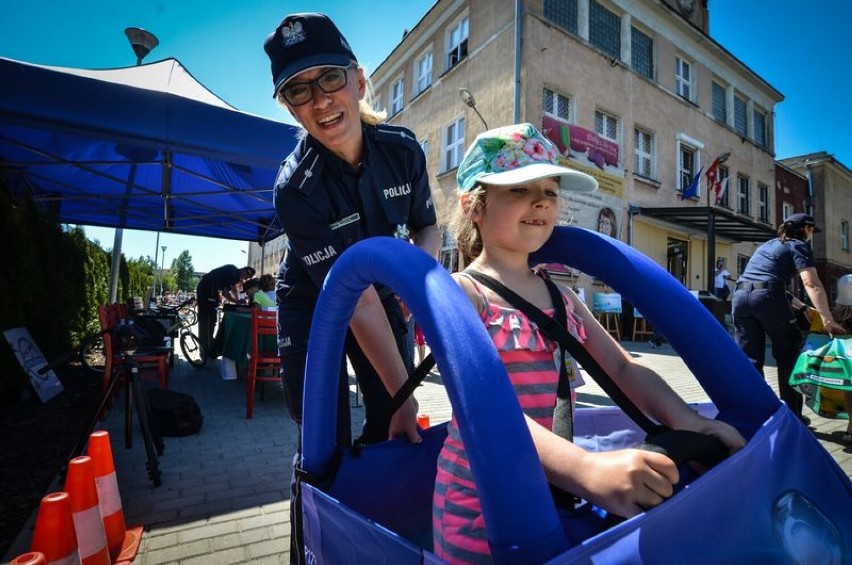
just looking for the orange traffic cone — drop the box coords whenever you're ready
[87,431,143,563]
[9,552,47,565]
[65,456,111,565]
[30,492,81,564]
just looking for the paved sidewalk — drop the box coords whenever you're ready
[7,341,851,564]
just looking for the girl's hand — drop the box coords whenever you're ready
[389,396,421,444]
[674,412,746,454]
[575,449,679,518]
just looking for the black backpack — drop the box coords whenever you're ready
[145,389,203,437]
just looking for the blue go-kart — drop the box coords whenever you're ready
[299,227,852,564]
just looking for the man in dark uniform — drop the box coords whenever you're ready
[732,213,843,423]
[195,264,255,358]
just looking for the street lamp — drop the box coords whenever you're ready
[458,88,489,129]
[160,245,167,298]
[108,27,159,304]
[125,27,160,66]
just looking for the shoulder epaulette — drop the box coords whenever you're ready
[373,124,421,151]
[275,138,323,194]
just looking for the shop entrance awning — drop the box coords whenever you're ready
[640,206,776,242]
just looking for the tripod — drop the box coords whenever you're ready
[39,324,166,487]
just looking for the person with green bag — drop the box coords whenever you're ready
[793,273,852,443]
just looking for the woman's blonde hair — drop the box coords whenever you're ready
[275,62,387,126]
[450,185,487,265]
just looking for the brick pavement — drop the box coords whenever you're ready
[6,341,850,564]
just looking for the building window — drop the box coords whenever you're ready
[543,87,572,123]
[595,109,620,144]
[631,27,653,79]
[734,94,748,137]
[373,95,383,114]
[544,0,578,34]
[419,139,429,162]
[782,201,794,220]
[676,57,693,101]
[589,0,620,60]
[634,127,655,178]
[737,174,750,215]
[442,117,465,172]
[717,165,730,208]
[843,221,850,252]
[753,107,767,148]
[390,78,404,115]
[737,254,750,277]
[758,183,769,222]
[439,229,459,272]
[678,143,697,194]
[415,51,433,94]
[447,16,469,70]
[712,81,727,123]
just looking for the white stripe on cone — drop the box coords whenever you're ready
[71,506,107,560]
[93,471,121,517]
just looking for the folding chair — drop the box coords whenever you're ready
[246,309,281,419]
[98,303,169,391]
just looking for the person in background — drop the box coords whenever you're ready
[714,258,731,301]
[800,274,852,444]
[732,213,844,426]
[243,278,276,309]
[434,123,744,562]
[263,12,441,563]
[260,274,277,303]
[195,264,255,358]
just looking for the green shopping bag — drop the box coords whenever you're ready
[791,333,852,419]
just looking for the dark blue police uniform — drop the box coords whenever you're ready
[273,122,436,445]
[732,237,813,417]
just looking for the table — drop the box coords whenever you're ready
[220,311,277,364]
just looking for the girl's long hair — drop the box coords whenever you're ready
[450,185,487,266]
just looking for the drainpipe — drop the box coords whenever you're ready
[627,205,640,247]
[514,0,521,123]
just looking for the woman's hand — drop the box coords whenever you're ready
[574,449,679,518]
[824,320,846,337]
[388,396,421,444]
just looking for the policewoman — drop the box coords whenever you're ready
[732,213,843,424]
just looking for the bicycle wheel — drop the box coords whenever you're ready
[180,331,206,368]
[81,336,106,373]
[177,305,197,327]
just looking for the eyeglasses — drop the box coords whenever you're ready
[280,67,350,107]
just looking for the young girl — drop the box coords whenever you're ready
[432,124,745,563]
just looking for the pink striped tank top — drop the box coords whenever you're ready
[432,274,586,564]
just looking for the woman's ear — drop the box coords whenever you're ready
[356,66,367,100]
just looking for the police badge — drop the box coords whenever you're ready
[394,223,410,240]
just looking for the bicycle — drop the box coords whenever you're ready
[141,297,206,369]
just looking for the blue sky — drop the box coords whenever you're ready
[2,1,849,271]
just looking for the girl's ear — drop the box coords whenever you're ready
[460,192,483,220]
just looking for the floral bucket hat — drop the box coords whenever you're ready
[456,123,598,193]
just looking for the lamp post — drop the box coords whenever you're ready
[458,88,489,129]
[108,27,159,303]
[160,245,167,299]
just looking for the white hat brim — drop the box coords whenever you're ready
[477,163,598,193]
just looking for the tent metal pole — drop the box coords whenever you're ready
[109,163,138,304]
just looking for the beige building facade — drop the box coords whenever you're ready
[778,152,852,301]
[371,0,783,300]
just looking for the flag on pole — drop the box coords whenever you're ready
[681,166,703,200]
[706,152,731,205]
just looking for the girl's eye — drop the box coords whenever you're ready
[546,190,559,198]
[509,187,528,194]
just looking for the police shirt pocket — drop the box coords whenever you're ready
[329,213,362,247]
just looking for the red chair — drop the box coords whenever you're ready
[246,309,281,419]
[98,303,169,391]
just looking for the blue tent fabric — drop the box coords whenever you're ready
[0,57,298,242]
[300,228,851,564]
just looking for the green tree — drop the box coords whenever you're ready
[172,250,195,292]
